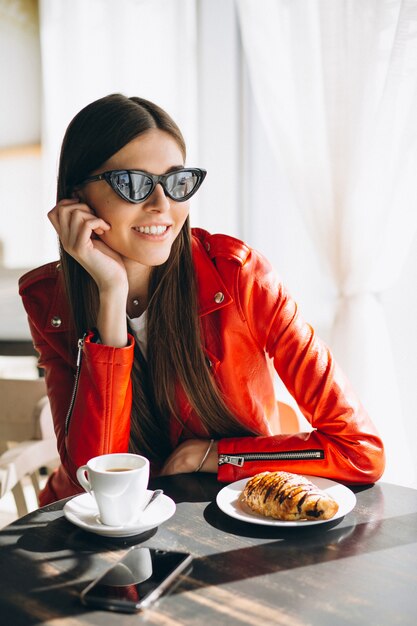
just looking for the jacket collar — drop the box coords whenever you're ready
[25,236,234,331]
[191,234,233,317]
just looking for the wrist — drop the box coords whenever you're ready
[96,288,129,347]
[194,440,218,473]
[99,283,128,301]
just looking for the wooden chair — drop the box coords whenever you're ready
[0,378,59,517]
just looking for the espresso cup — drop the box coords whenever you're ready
[76,453,150,526]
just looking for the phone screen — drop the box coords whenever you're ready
[80,547,192,613]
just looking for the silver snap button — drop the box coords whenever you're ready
[214,292,224,304]
[205,242,211,252]
[55,262,61,270]
[51,316,62,328]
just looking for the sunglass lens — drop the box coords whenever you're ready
[166,170,200,200]
[111,171,153,201]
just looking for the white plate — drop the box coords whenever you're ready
[63,490,176,537]
[216,475,356,527]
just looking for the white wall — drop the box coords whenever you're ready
[0,3,41,148]
[0,150,44,267]
[0,1,43,268]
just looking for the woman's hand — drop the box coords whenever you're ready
[48,198,128,293]
[49,198,130,347]
[159,439,218,476]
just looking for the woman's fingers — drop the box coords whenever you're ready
[48,199,110,253]
[47,198,80,230]
[66,211,110,252]
[47,198,128,293]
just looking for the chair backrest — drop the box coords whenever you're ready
[0,378,58,520]
[0,378,48,442]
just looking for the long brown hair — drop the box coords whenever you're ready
[57,93,257,465]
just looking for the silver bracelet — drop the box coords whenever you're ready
[194,439,215,473]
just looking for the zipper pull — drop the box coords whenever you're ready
[76,335,85,367]
[218,454,245,467]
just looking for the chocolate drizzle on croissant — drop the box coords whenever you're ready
[240,471,339,521]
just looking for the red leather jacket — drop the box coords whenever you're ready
[19,229,384,505]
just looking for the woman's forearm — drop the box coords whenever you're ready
[97,287,129,347]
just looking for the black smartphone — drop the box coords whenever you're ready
[80,546,192,613]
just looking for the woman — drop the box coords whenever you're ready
[19,94,384,505]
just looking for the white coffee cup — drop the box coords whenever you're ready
[76,453,150,526]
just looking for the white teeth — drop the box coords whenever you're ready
[135,225,167,235]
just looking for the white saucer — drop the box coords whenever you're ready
[63,490,176,537]
[216,475,356,527]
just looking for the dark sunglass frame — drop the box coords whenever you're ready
[79,168,207,204]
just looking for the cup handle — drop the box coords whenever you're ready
[76,465,92,494]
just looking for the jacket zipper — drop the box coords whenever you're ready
[65,335,85,435]
[218,449,324,467]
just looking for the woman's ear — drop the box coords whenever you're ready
[71,188,83,202]
[71,187,97,215]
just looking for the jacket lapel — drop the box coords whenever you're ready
[191,234,233,317]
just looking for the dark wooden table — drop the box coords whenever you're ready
[0,474,416,625]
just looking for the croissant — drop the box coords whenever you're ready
[240,471,339,521]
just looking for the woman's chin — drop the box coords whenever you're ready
[126,250,171,268]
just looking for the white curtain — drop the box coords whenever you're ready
[237,0,417,486]
[38,0,198,261]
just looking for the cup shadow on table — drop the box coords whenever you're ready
[0,515,160,625]
[0,515,157,599]
[15,515,158,554]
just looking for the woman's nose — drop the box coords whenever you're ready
[144,183,170,212]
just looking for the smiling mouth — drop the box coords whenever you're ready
[133,225,169,235]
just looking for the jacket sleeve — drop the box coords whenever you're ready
[217,250,385,485]
[26,316,134,492]
[65,333,135,475]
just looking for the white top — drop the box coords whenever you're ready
[127,310,147,358]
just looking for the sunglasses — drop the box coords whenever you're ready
[79,167,207,204]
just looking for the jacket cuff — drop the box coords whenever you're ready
[83,331,135,365]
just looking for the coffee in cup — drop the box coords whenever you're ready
[76,453,150,526]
